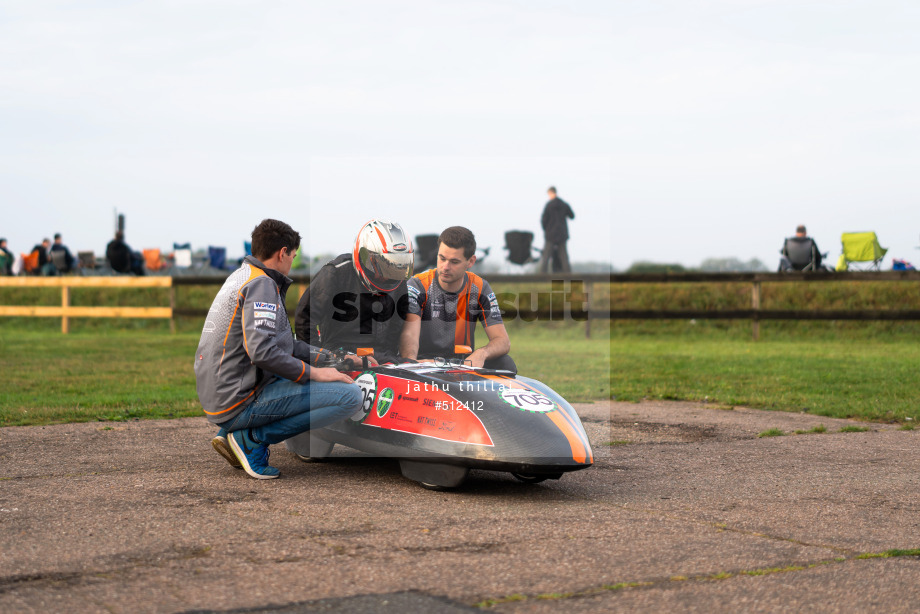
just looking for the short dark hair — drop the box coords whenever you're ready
[54,233,62,240]
[796,225,807,235]
[548,186,557,194]
[438,226,476,260]
[251,219,301,261]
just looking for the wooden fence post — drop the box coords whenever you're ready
[169,282,176,334]
[751,280,761,341]
[585,281,592,339]
[62,285,70,334]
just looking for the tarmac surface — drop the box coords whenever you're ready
[1,400,919,613]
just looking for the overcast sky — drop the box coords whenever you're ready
[2,1,918,270]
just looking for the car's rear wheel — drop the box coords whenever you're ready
[511,472,559,483]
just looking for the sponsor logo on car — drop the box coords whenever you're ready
[376,388,395,417]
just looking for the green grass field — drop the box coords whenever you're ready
[1,319,917,427]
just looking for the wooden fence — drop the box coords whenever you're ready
[2,271,919,338]
[0,277,174,333]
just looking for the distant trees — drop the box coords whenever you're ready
[626,261,686,274]
[624,258,768,273]
[698,257,767,272]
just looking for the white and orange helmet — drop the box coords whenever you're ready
[352,220,414,293]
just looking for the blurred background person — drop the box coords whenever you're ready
[539,186,574,273]
[0,238,13,275]
[106,231,146,275]
[50,232,76,274]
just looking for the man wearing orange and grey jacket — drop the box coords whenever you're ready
[194,219,362,479]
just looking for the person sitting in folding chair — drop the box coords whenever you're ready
[50,233,77,274]
[106,231,146,275]
[779,225,827,272]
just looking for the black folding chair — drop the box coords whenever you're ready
[504,231,540,267]
[414,234,439,273]
[779,238,823,272]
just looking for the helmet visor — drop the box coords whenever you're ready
[359,248,414,291]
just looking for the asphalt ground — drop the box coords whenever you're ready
[1,401,919,613]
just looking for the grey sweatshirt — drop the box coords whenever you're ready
[194,256,321,423]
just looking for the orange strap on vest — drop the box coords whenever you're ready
[415,270,484,349]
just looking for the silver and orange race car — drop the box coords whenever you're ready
[285,348,593,489]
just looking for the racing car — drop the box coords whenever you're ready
[285,347,594,489]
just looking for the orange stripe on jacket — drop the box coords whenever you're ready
[210,264,269,416]
[454,287,470,346]
[204,390,255,416]
[239,266,267,357]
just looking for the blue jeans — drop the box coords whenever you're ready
[220,379,363,446]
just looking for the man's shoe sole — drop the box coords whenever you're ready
[227,433,279,480]
[212,436,242,469]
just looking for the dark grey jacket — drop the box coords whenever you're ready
[195,256,321,424]
[295,253,409,363]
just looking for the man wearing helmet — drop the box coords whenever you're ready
[399,226,515,373]
[295,220,413,365]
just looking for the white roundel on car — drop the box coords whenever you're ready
[498,389,556,412]
[352,372,377,421]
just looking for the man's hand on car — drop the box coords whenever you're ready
[310,367,355,384]
[467,349,488,368]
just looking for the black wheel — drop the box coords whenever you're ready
[293,454,326,463]
[511,473,549,484]
[399,460,468,489]
[418,482,452,491]
[284,435,334,461]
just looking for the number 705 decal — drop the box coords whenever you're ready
[499,389,557,412]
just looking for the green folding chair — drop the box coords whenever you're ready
[836,232,887,271]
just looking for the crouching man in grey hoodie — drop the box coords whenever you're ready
[195,219,362,479]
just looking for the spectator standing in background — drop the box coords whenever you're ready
[539,186,575,273]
